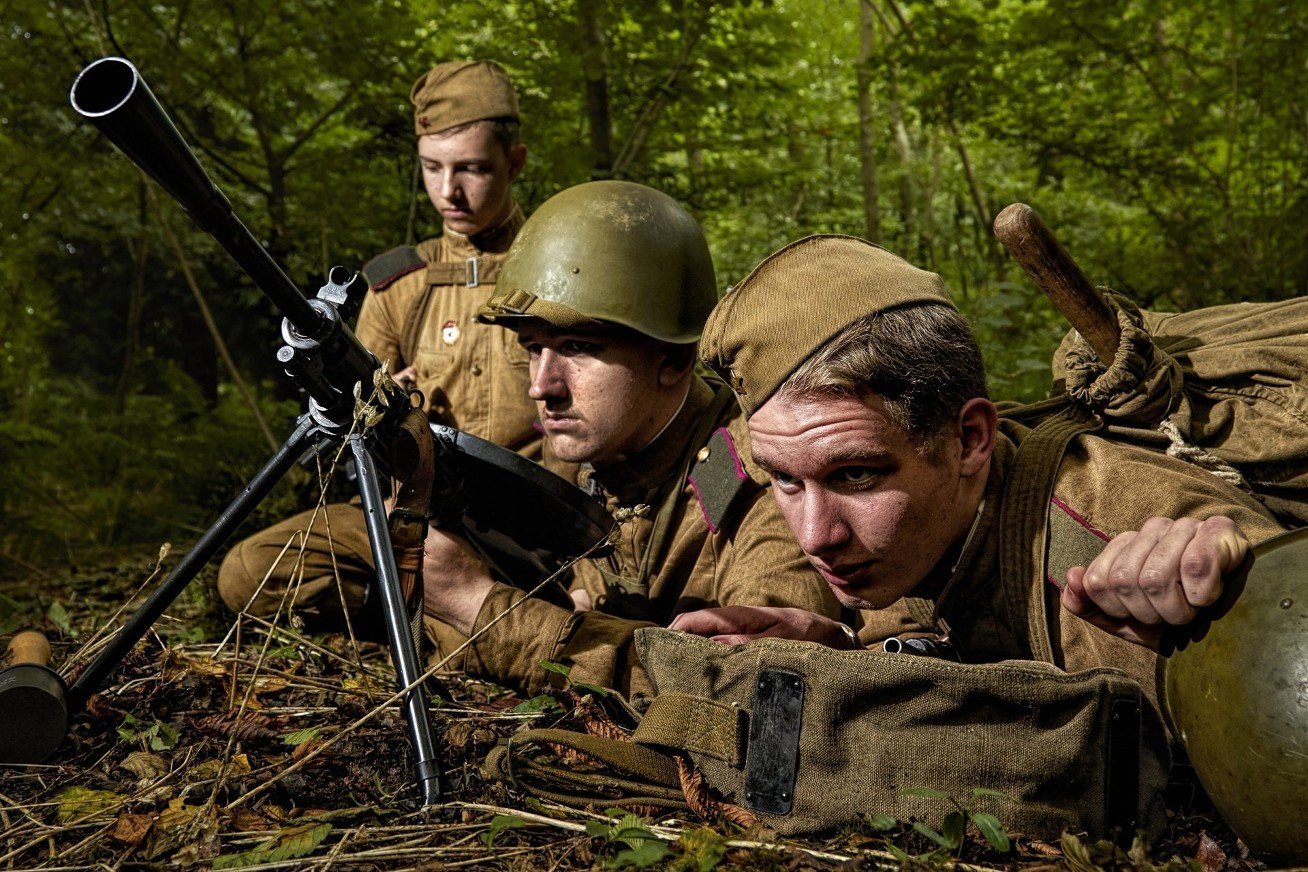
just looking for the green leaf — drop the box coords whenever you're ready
[511,694,562,714]
[117,713,143,743]
[970,786,1013,800]
[911,820,950,848]
[149,722,179,751]
[214,822,332,868]
[281,726,324,746]
[900,787,949,799]
[677,827,727,872]
[608,840,671,869]
[586,820,612,838]
[971,812,1011,852]
[45,600,71,635]
[480,814,527,848]
[538,660,572,676]
[572,681,613,697]
[939,810,965,850]
[866,813,899,831]
[56,787,123,823]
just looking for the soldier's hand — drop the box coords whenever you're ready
[1061,515,1249,650]
[668,606,860,649]
[421,527,496,636]
[393,364,418,392]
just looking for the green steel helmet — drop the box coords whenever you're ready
[1161,526,1308,864]
[478,180,717,343]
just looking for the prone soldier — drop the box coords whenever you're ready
[217,61,542,646]
[674,234,1286,707]
[417,181,844,696]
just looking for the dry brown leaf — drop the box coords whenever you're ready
[111,811,155,846]
[193,712,278,743]
[120,751,168,781]
[221,806,271,833]
[186,659,229,677]
[252,676,288,694]
[1197,832,1228,872]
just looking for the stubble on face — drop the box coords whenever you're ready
[515,322,671,466]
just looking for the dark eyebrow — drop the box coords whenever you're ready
[752,447,893,475]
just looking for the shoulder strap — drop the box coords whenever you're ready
[687,427,750,533]
[998,401,1102,663]
[636,384,740,587]
[362,245,425,291]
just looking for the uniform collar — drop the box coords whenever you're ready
[930,433,1012,614]
[443,202,524,258]
[585,376,716,506]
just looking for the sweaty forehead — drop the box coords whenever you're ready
[511,319,637,344]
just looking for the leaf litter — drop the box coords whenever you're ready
[0,549,1270,870]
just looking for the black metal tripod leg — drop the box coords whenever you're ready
[67,415,319,712]
[349,435,443,806]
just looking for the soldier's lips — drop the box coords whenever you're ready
[813,559,876,588]
[542,415,581,431]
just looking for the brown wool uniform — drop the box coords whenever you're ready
[883,427,1285,713]
[216,215,544,638]
[698,233,1290,720]
[354,209,541,454]
[460,375,843,697]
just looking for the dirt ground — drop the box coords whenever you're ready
[0,546,1267,871]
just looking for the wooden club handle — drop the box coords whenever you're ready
[993,203,1120,363]
[3,631,52,669]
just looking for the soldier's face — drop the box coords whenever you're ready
[748,390,993,609]
[418,123,526,236]
[514,322,684,465]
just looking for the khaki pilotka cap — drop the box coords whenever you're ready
[699,234,955,416]
[410,60,519,136]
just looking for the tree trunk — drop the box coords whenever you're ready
[947,118,1006,279]
[856,0,881,243]
[578,0,614,179]
[158,210,279,451]
[114,178,150,415]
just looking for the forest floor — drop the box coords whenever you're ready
[0,545,1268,871]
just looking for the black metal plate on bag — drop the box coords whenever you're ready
[743,669,805,815]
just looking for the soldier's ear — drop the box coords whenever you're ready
[956,397,997,477]
[657,342,697,387]
[507,144,527,182]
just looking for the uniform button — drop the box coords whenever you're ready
[471,364,483,376]
[697,447,711,462]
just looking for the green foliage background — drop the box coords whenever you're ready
[2,0,1304,566]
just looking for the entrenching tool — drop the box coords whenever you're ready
[0,631,68,765]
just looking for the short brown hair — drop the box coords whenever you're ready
[778,303,988,450]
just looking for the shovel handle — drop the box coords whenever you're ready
[993,203,1120,363]
[4,631,52,669]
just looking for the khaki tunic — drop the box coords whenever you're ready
[867,424,1286,715]
[354,206,540,455]
[461,376,843,697]
[217,209,543,635]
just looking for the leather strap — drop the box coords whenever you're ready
[387,404,436,651]
[999,401,1102,663]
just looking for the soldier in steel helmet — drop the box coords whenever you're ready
[216,61,544,644]
[416,181,846,697]
[678,234,1286,711]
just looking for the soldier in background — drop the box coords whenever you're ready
[217,61,542,646]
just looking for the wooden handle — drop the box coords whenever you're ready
[993,203,1120,363]
[4,631,52,669]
